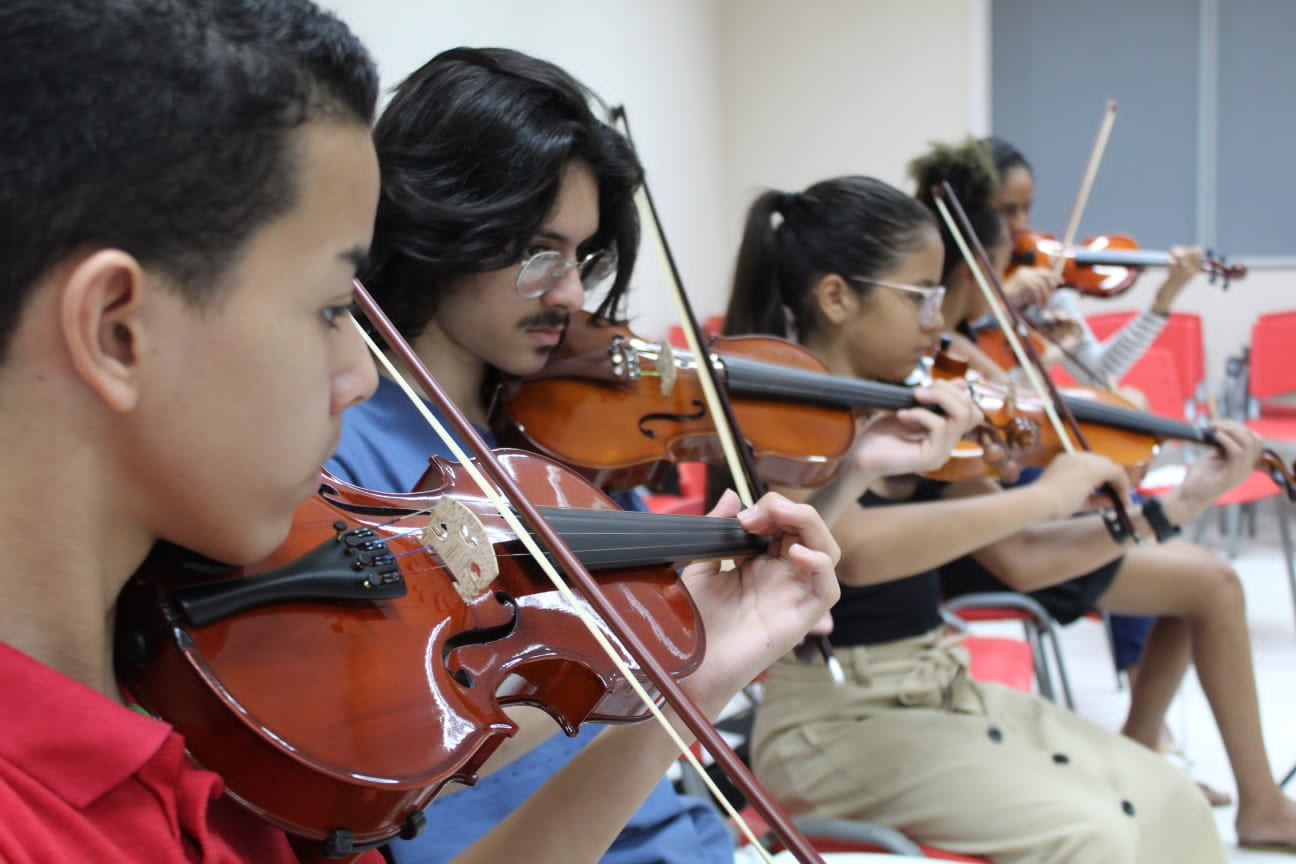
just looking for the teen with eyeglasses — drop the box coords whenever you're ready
[326,46,984,864]
[919,140,1296,837]
[725,156,1280,861]
[0,5,850,861]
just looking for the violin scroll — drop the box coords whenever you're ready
[1260,449,1296,501]
[1202,250,1247,289]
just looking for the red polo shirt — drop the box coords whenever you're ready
[0,641,383,863]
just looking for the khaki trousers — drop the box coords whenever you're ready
[751,629,1224,864]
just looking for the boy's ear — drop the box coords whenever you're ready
[60,249,149,412]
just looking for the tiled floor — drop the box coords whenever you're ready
[1039,503,1296,863]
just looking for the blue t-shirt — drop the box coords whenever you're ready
[326,375,732,864]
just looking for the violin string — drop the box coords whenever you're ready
[350,316,778,861]
[623,144,829,860]
[936,186,1140,540]
[932,194,1076,450]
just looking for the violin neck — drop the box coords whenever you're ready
[1060,393,1211,445]
[1071,248,1170,269]
[537,507,768,567]
[721,355,918,412]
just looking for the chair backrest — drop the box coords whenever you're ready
[667,315,725,349]
[1114,345,1187,420]
[1085,310,1203,420]
[1247,310,1296,399]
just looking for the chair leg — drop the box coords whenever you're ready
[1037,617,1076,710]
[1023,622,1053,702]
[1100,610,1125,691]
[1225,503,1242,559]
[1192,508,1211,545]
[1274,496,1296,632]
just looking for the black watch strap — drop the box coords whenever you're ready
[1142,496,1182,543]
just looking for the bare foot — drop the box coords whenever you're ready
[1197,781,1232,808]
[1236,792,1296,849]
[1155,722,1176,754]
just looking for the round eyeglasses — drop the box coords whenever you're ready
[851,277,946,327]
[515,248,618,299]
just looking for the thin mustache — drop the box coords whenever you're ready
[519,311,568,330]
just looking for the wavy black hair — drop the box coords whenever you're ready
[363,47,645,342]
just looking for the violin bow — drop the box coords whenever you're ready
[607,103,831,864]
[1003,101,1117,390]
[1045,100,1119,388]
[354,286,826,863]
[606,109,842,683]
[933,182,1140,542]
[1054,100,1118,287]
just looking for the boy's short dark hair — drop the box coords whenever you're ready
[0,0,378,361]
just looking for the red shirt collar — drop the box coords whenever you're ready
[0,640,173,808]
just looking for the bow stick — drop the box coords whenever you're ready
[933,183,1140,542]
[351,278,823,862]
[608,104,832,863]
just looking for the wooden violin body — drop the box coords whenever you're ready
[1010,229,1247,298]
[970,308,1085,372]
[115,453,763,860]
[497,313,856,491]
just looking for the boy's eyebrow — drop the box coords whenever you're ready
[534,228,573,246]
[339,247,371,274]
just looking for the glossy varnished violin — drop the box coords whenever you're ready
[115,455,766,862]
[969,307,1086,373]
[929,349,1296,497]
[496,312,1049,488]
[498,311,1296,496]
[1010,230,1247,298]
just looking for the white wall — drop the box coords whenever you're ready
[324,0,1285,393]
[715,0,989,269]
[321,0,729,342]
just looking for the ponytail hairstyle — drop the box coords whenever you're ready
[725,177,934,343]
[908,137,1004,281]
[983,135,1032,182]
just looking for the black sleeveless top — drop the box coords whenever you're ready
[828,476,949,647]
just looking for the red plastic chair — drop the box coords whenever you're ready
[1243,310,1296,440]
[642,461,708,516]
[1085,310,1205,419]
[667,315,725,349]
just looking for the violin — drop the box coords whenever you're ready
[499,313,1296,497]
[496,312,1060,489]
[115,456,766,862]
[930,349,1296,498]
[494,311,1023,490]
[1010,229,1247,298]
[970,307,1086,373]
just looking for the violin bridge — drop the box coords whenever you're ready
[421,497,498,604]
[657,340,677,396]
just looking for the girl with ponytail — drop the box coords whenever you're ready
[731,169,1254,862]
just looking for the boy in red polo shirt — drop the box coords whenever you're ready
[0,3,842,861]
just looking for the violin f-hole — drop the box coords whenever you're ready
[638,399,707,439]
[443,591,520,688]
